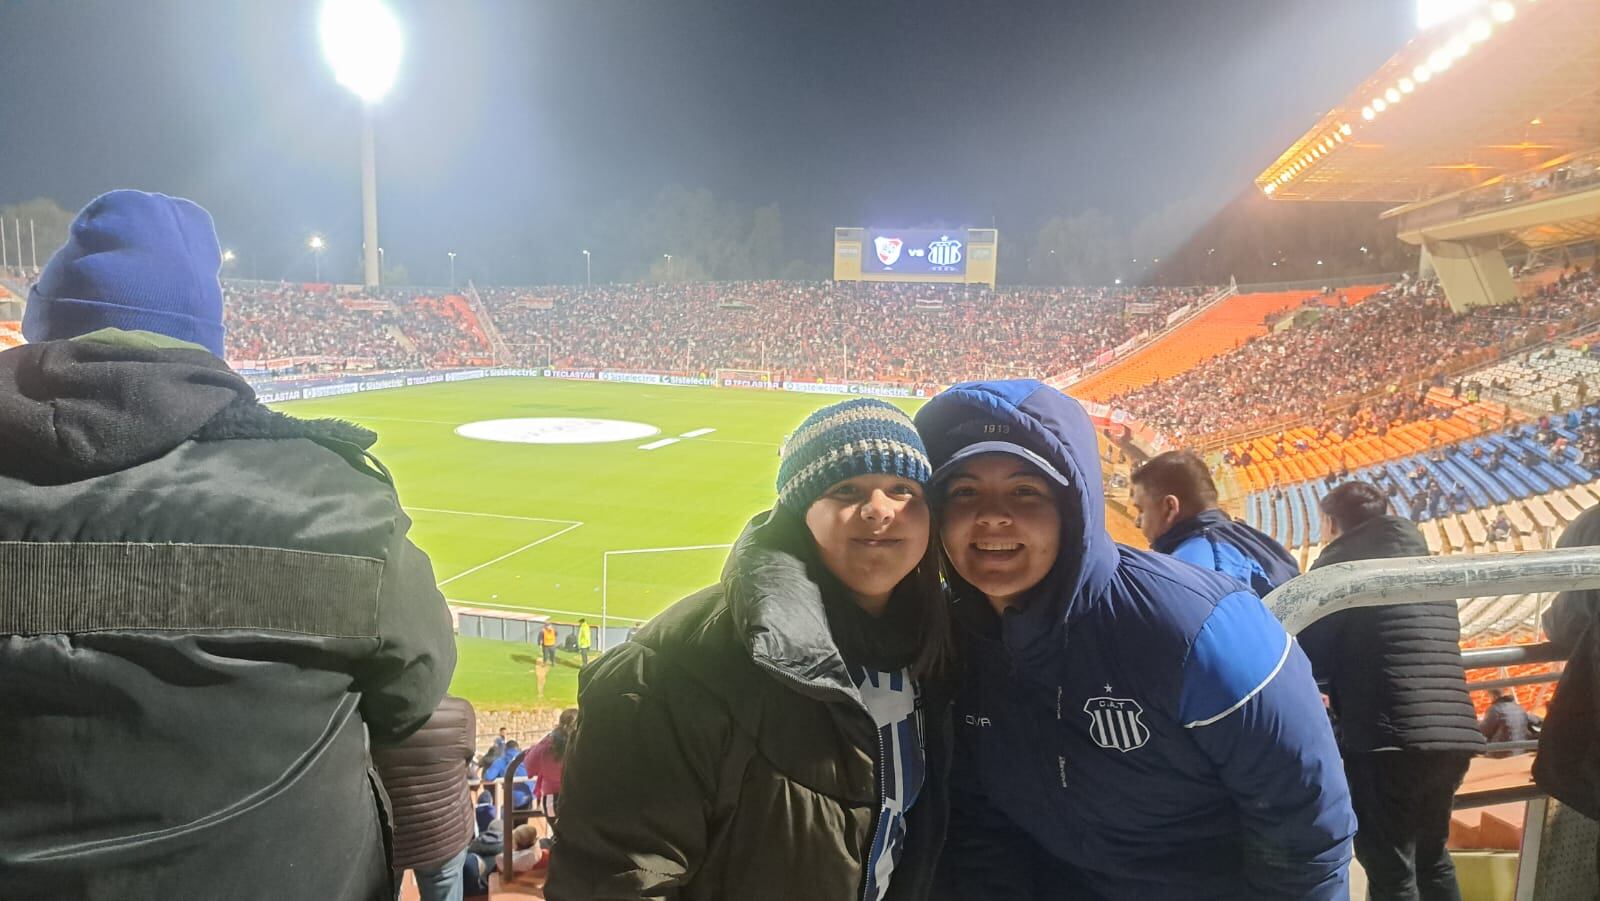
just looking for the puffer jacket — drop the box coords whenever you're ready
[374,695,477,870]
[916,379,1354,901]
[1299,516,1485,754]
[0,335,456,901]
[545,509,951,901]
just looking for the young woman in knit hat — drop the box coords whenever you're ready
[546,397,951,901]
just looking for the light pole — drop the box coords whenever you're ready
[447,251,456,288]
[309,234,326,281]
[582,249,591,288]
[321,0,403,289]
[222,249,237,279]
[377,246,385,293]
[662,253,673,282]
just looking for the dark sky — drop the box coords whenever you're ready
[0,0,1415,285]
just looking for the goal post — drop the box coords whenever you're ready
[714,368,774,388]
[600,544,734,650]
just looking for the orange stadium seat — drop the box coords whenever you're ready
[1068,286,1387,403]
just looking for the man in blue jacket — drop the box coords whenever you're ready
[919,380,1354,900]
[1131,450,1301,595]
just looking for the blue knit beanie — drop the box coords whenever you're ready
[22,190,226,355]
[777,398,933,512]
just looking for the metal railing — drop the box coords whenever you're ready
[1264,547,1600,897]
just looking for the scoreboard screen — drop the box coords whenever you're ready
[861,228,968,276]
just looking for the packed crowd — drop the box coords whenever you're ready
[223,284,494,371]
[1114,268,1600,443]
[481,280,1211,382]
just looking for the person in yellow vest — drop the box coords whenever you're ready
[540,622,559,667]
[576,618,594,666]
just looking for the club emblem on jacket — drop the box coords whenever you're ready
[1084,696,1150,752]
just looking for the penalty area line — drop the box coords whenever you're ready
[639,438,680,450]
[437,521,584,586]
[408,505,582,526]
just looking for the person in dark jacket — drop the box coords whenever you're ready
[1299,480,1485,901]
[1535,505,1600,834]
[1131,449,1301,594]
[0,190,456,900]
[374,695,478,901]
[918,380,1354,900]
[546,398,952,901]
[1478,692,1535,758]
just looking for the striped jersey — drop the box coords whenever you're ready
[848,665,925,901]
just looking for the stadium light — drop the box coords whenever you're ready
[309,234,325,281]
[1467,18,1492,41]
[1490,2,1514,23]
[1340,123,1353,136]
[582,249,591,287]
[1372,97,1388,113]
[1414,63,1433,83]
[1385,88,1402,104]
[1429,48,1453,71]
[222,249,236,264]
[1399,77,1416,93]
[320,0,404,289]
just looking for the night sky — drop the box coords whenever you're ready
[0,0,1415,284]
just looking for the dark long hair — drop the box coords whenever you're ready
[900,519,951,680]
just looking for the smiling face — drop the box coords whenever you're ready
[938,453,1062,612]
[803,473,931,615]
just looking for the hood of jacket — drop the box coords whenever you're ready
[0,337,377,484]
[914,379,1118,669]
[720,507,922,704]
[1153,507,1301,587]
[1312,514,1429,569]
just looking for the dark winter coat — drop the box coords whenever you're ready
[1534,505,1600,818]
[373,695,478,870]
[0,335,456,901]
[545,510,951,901]
[1299,516,1485,754]
[916,380,1354,901]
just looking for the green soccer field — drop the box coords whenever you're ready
[277,378,924,710]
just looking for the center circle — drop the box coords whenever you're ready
[454,417,661,445]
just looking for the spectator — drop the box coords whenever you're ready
[548,399,951,901]
[1534,505,1600,826]
[917,380,1354,900]
[1299,481,1485,900]
[1479,692,1536,759]
[0,190,455,899]
[482,741,532,813]
[374,695,478,901]
[524,708,580,824]
[1130,450,1300,595]
[490,726,509,761]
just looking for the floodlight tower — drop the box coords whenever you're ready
[320,0,403,289]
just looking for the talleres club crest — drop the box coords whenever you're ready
[874,236,903,266]
[1083,696,1150,752]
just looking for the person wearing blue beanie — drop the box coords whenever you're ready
[21,189,226,356]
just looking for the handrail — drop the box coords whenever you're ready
[1454,783,1549,810]
[1266,547,1600,635]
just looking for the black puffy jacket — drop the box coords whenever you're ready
[1299,516,1485,753]
[0,335,456,900]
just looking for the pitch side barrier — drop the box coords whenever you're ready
[244,365,934,403]
[1265,548,1600,899]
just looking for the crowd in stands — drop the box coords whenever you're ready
[478,280,1211,383]
[223,283,494,371]
[1114,268,1600,444]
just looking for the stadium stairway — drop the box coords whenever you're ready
[1066,285,1387,403]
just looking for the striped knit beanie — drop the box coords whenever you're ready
[776,398,933,512]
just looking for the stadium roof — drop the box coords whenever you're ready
[1254,0,1599,204]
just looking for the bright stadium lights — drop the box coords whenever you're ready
[320,0,403,104]
[1417,0,1489,31]
[308,234,325,250]
[1448,35,1471,59]
[1414,63,1433,82]
[1399,77,1416,93]
[1385,87,1402,104]
[1372,97,1387,113]
[1340,123,1353,136]
[1490,1,1515,22]
[1429,48,1453,71]
[1467,18,1493,41]
[221,249,236,264]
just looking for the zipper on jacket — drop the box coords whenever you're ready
[751,656,890,901]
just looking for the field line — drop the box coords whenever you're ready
[698,438,779,447]
[639,438,680,450]
[605,543,734,556]
[408,505,581,525]
[345,416,463,425]
[680,428,716,438]
[438,521,584,586]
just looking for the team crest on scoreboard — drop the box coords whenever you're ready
[927,235,963,267]
[1083,696,1150,752]
[874,236,904,266]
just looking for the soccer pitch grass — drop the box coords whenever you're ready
[278,378,924,709]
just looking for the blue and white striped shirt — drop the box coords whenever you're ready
[848,665,925,901]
